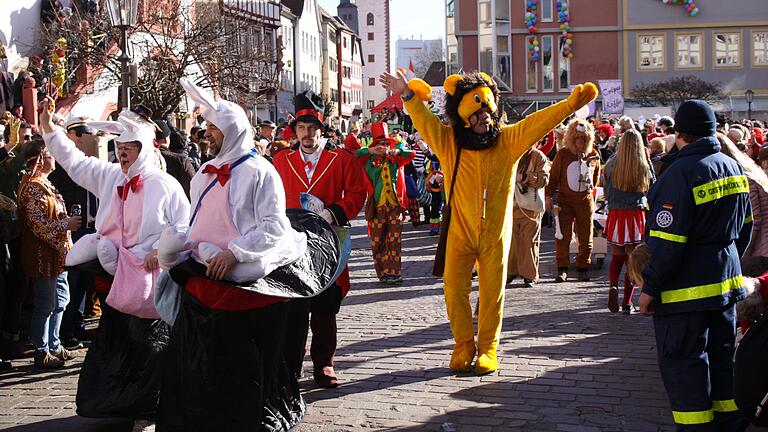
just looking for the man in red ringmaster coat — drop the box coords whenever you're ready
[273,90,366,388]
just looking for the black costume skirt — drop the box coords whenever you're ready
[76,301,170,420]
[156,289,305,432]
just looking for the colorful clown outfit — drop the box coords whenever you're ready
[356,122,414,283]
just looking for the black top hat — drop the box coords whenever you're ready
[292,91,324,127]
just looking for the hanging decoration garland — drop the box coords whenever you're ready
[557,1,573,59]
[525,0,540,62]
[660,0,700,16]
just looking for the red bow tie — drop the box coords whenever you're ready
[304,161,313,170]
[116,175,142,200]
[203,163,231,186]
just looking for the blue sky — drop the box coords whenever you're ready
[317,0,446,42]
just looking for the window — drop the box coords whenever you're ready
[540,0,553,22]
[495,0,509,20]
[343,37,347,48]
[367,100,375,109]
[368,32,374,41]
[542,36,554,91]
[526,42,538,92]
[559,39,570,91]
[675,33,703,69]
[714,32,741,68]
[753,31,768,66]
[497,35,508,53]
[638,34,665,70]
[479,1,490,24]
[368,54,375,62]
[368,77,376,86]
[367,13,374,26]
[446,0,455,17]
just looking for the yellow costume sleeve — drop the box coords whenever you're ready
[403,96,453,162]
[499,99,574,164]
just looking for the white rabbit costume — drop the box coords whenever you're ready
[157,78,306,283]
[42,110,190,318]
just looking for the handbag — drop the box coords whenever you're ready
[433,147,462,277]
[515,183,545,212]
[105,246,161,319]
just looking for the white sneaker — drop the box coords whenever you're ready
[131,420,155,432]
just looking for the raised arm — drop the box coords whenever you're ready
[501,83,598,163]
[39,99,121,198]
[380,71,452,158]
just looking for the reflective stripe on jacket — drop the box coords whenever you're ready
[642,136,752,315]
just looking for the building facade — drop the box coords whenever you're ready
[450,0,619,104]
[339,0,390,118]
[338,24,364,129]
[623,0,768,116]
[395,37,444,77]
[277,6,299,123]
[320,7,340,120]
[297,0,323,96]
[447,0,768,117]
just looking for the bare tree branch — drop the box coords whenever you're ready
[40,1,282,117]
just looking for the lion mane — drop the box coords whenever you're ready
[443,72,502,151]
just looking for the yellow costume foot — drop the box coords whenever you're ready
[473,351,498,375]
[449,340,476,372]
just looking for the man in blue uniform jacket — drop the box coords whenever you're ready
[640,100,753,431]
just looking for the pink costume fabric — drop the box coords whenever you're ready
[188,179,240,260]
[102,183,161,319]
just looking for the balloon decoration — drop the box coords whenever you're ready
[556,1,573,59]
[659,0,700,16]
[525,0,539,62]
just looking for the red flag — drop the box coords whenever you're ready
[408,58,415,73]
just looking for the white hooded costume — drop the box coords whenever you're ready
[157,78,306,283]
[42,110,190,319]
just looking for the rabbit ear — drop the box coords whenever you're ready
[87,121,126,135]
[180,78,218,112]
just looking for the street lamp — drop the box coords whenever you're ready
[106,0,139,110]
[745,89,754,121]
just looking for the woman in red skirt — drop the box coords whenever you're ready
[603,129,655,314]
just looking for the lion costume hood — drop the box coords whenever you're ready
[441,72,502,151]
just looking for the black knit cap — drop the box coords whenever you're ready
[292,91,325,127]
[674,100,716,137]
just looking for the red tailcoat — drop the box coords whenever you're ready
[273,147,367,297]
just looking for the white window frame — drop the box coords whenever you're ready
[638,33,666,71]
[675,32,704,70]
[542,35,554,92]
[526,41,538,93]
[558,38,570,91]
[753,30,768,67]
[713,31,741,69]
[540,0,553,22]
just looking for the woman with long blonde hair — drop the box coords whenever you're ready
[717,133,768,257]
[603,129,655,314]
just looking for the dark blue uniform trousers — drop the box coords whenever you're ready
[653,305,748,431]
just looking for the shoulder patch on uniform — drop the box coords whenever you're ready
[656,210,673,228]
[662,203,674,210]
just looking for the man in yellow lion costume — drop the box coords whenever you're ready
[380,71,598,374]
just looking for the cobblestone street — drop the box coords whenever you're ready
[2,216,684,431]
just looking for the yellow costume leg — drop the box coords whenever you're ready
[474,237,507,375]
[442,232,477,372]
